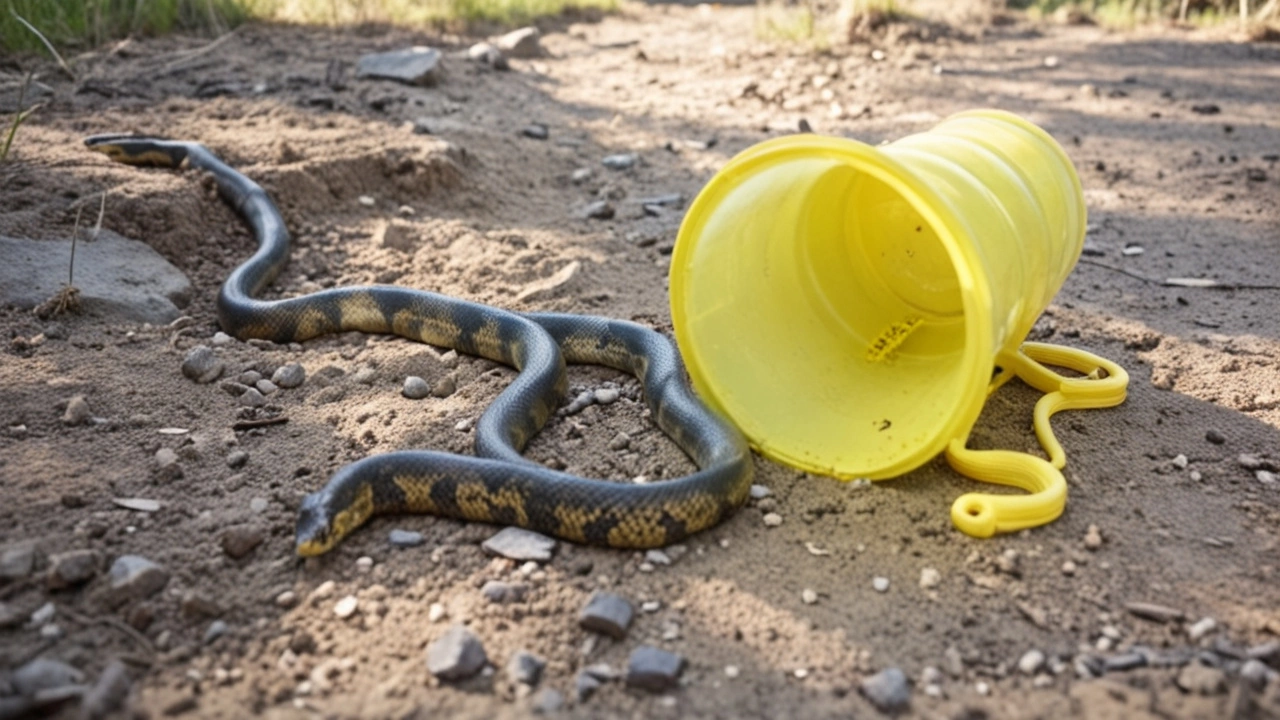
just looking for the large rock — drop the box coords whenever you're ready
[357,47,442,86]
[0,231,191,324]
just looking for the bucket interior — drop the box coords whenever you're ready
[673,153,985,478]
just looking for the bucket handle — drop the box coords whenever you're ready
[946,342,1129,538]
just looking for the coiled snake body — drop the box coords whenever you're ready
[86,135,753,555]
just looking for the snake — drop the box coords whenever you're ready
[85,134,754,555]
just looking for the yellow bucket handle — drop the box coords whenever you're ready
[946,342,1129,537]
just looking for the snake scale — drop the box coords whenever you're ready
[86,134,753,555]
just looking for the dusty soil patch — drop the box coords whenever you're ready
[1,7,1279,719]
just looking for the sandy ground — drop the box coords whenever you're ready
[1,5,1279,719]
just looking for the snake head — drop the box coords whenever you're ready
[84,134,188,168]
[295,492,338,557]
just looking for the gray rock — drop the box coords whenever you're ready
[220,380,250,397]
[593,388,620,405]
[481,580,528,604]
[575,670,601,702]
[1125,601,1185,623]
[624,645,684,692]
[583,663,621,681]
[432,375,457,398]
[203,619,228,644]
[531,688,564,714]
[272,363,306,389]
[46,549,100,590]
[507,651,545,686]
[860,667,911,713]
[226,450,249,469]
[154,448,181,482]
[583,201,615,220]
[1017,649,1045,675]
[482,527,557,562]
[1176,662,1226,695]
[238,388,267,408]
[255,379,278,395]
[0,231,192,324]
[426,624,488,680]
[80,659,130,720]
[645,549,671,566]
[12,658,84,696]
[601,153,637,170]
[522,124,549,140]
[496,26,542,59]
[0,543,37,580]
[389,529,425,548]
[31,601,55,625]
[62,395,92,425]
[108,555,169,603]
[221,526,265,559]
[238,370,262,385]
[356,46,442,86]
[180,592,223,620]
[403,376,431,399]
[1103,652,1147,672]
[579,591,634,639]
[181,346,223,384]
[608,431,631,451]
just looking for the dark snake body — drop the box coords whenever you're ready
[85,135,753,555]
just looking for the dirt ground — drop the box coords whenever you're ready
[1,3,1279,719]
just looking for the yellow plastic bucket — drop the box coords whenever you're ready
[669,110,1128,537]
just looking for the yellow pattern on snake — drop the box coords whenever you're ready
[86,134,754,555]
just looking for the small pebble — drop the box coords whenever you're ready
[428,602,447,623]
[432,375,457,398]
[11,658,84,696]
[571,168,593,184]
[481,580,528,604]
[255,379,278,395]
[358,195,376,207]
[602,153,637,170]
[801,588,818,605]
[919,567,941,589]
[725,665,740,678]
[389,529,425,547]
[583,200,615,220]
[309,580,336,602]
[334,595,359,619]
[532,688,564,714]
[749,485,772,499]
[356,556,374,572]
[1188,616,1217,641]
[483,527,556,562]
[507,650,546,686]
[108,555,169,603]
[181,346,224,384]
[1238,453,1263,470]
[353,368,377,385]
[594,387,620,404]
[1018,649,1046,675]
[575,670,602,702]
[403,376,431,399]
[31,601,56,625]
[211,331,233,346]
[238,388,266,408]
[1084,524,1104,550]
[1258,470,1277,485]
[1172,454,1188,469]
[860,667,911,712]
[46,549,100,590]
[608,431,631,451]
[226,450,249,469]
[272,363,306,389]
[763,513,783,527]
[1062,560,1077,576]
[625,645,684,692]
[641,600,662,613]
[579,591,634,639]
[976,681,991,696]
[0,544,36,580]
[426,624,488,681]
[275,591,297,608]
[645,549,671,566]
[872,577,890,593]
[522,124,549,140]
[204,620,228,644]
[62,395,92,425]
[238,370,262,385]
[1205,429,1226,444]
[221,526,265,559]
